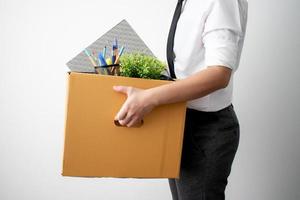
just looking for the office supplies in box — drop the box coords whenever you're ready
[66,19,154,73]
[63,19,186,178]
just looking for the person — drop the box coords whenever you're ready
[113,0,248,199]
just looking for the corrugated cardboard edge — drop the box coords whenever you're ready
[174,104,187,179]
[61,72,72,176]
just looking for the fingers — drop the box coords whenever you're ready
[117,112,143,127]
[113,86,132,95]
[114,99,129,121]
[126,117,143,127]
[113,85,144,127]
[118,114,132,126]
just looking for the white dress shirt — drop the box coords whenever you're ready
[172,0,248,112]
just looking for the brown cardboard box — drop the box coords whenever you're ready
[62,72,187,178]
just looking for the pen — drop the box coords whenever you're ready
[114,38,119,58]
[114,46,125,64]
[112,38,118,64]
[98,52,102,66]
[111,49,116,64]
[98,52,107,66]
[84,49,97,66]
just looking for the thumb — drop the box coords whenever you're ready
[113,85,129,95]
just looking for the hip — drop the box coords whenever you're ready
[182,104,240,159]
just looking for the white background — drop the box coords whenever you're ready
[0,0,300,199]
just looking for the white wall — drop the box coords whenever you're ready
[0,0,299,199]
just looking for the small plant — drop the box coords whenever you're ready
[119,53,166,80]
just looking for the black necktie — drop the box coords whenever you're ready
[167,0,184,79]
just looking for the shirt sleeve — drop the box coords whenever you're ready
[202,0,243,72]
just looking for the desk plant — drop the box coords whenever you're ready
[119,53,166,80]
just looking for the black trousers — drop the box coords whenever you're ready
[168,104,240,200]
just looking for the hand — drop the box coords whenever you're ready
[113,86,156,127]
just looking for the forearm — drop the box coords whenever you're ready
[148,66,232,106]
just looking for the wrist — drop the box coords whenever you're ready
[145,88,160,108]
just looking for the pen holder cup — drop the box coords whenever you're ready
[94,64,120,76]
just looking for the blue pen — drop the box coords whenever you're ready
[113,42,119,64]
[111,49,116,64]
[98,52,107,66]
[97,52,102,66]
